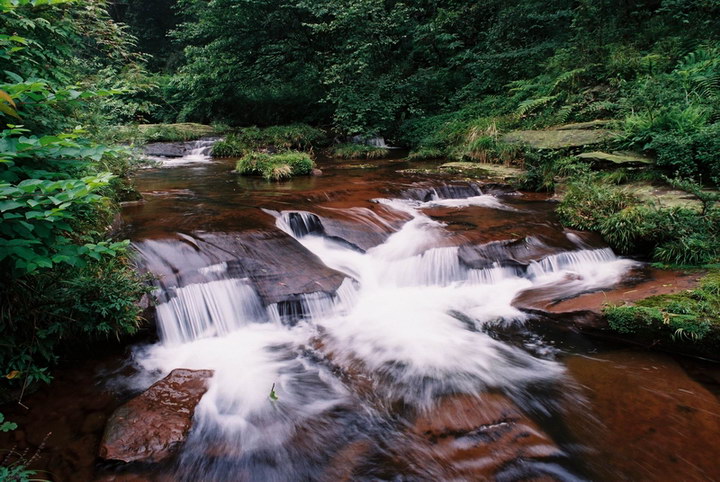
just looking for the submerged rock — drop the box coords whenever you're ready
[99,369,213,463]
[401,393,564,480]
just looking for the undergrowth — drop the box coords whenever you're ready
[604,271,720,347]
[235,151,315,181]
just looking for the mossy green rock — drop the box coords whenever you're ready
[576,151,653,166]
[501,128,615,149]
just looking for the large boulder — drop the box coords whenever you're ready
[144,142,189,158]
[136,230,349,306]
[576,150,653,167]
[502,128,614,149]
[99,369,213,463]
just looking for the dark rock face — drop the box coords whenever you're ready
[144,142,189,158]
[135,230,349,306]
[281,207,409,252]
[99,369,214,463]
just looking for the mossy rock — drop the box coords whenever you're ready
[501,128,615,149]
[576,151,653,167]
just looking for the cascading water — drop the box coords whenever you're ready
[145,138,218,167]
[128,178,638,480]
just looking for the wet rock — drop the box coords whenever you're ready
[458,236,577,270]
[136,230,349,306]
[401,393,564,480]
[514,267,702,325]
[311,168,323,176]
[99,369,213,464]
[554,119,611,130]
[565,350,720,480]
[320,439,373,482]
[144,142,188,158]
[281,206,408,251]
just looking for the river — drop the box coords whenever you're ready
[3,145,720,481]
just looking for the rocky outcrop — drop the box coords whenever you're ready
[99,369,213,463]
[576,151,653,167]
[136,230,349,306]
[502,128,615,149]
[144,142,189,158]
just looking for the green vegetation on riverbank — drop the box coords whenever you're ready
[331,144,390,160]
[1,1,152,396]
[213,124,326,157]
[604,272,720,354]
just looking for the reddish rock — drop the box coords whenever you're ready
[513,267,703,329]
[565,350,720,480]
[99,369,213,463]
[400,393,562,479]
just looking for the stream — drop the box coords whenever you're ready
[4,145,720,481]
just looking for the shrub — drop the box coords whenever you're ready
[557,179,637,231]
[235,151,315,180]
[648,124,720,187]
[332,144,390,159]
[1,255,152,388]
[104,123,218,144]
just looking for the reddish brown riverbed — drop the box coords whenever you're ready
[2,154,719,481]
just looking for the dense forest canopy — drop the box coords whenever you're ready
[116,0,720,139]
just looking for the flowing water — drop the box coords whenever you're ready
[6,146,719,481]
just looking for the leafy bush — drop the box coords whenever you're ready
[332,144,390,159]
[103,123,218,144]
[557,179,637,231]
[0,1,152,390]
[648,124,720,186]
[558,177,720,265]
[236,151,315,180]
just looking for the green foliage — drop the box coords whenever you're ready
[236,151,315,181]
[0,0,152,391]
[605,271,720,345]
[331,144,389,160]
[557,178,637,231]
[102,123,218,145]
[407,147,445,161]
[214,125,327,158]
[558,177,720,265]
[0,413,38,481]
[0,413,17,433]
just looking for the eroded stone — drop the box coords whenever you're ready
[99,369,213,463]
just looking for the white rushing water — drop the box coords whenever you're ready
[145,139,217,167]
[134,186,636,477]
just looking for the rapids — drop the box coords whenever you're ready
[15,149,713,481]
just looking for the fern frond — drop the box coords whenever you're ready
[516,94,559,116]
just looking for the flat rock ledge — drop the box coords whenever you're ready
[99,368,214,464]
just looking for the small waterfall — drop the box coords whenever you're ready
[349,135,395,148]
[145,138,220,167]
[130,180,638,480]
[156,278,266,345]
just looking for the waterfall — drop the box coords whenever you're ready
[130,181,636,480]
